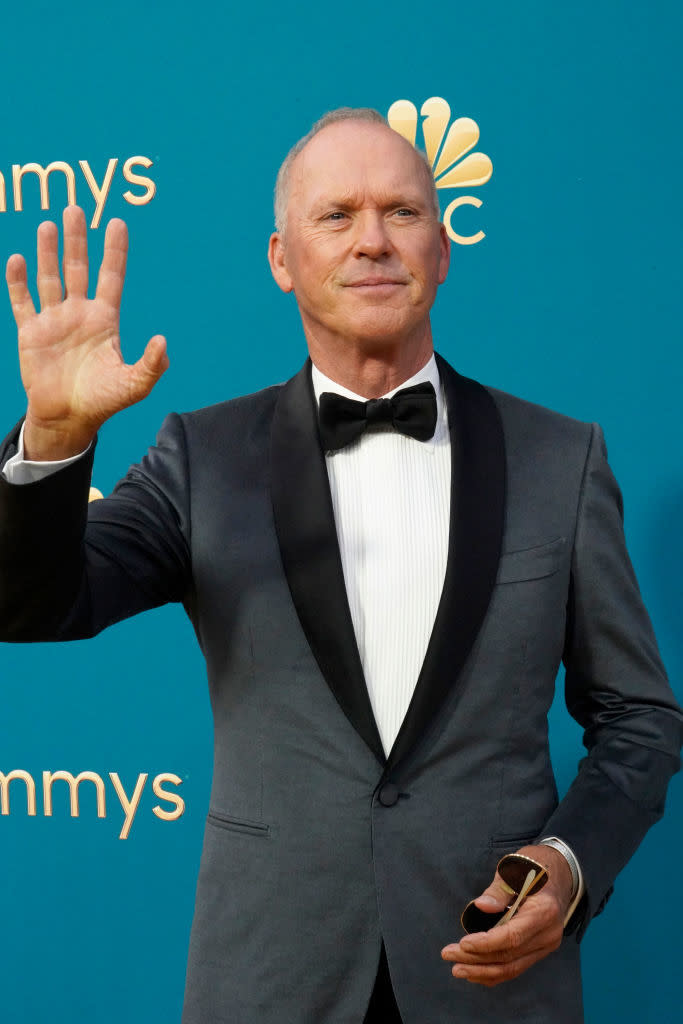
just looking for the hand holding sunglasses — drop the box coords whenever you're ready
[442,844,575,988]
[460,853,548,933]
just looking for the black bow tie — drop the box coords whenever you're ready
[318,381,438,452]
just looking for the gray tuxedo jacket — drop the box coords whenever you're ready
[1,355,681,1024]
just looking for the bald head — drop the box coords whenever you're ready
[274,107,439,236]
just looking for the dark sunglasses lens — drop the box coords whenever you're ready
[498,854,547,896]
[460,900,506,934]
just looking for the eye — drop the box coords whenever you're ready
[394,207,416,217]
[325,211,347,221]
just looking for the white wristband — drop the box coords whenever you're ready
[538,835,585,927]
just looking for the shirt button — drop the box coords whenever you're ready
[378,783,400,807]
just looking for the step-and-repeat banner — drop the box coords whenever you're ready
[1,3,681,1021]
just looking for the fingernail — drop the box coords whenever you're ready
[477,894,499,908]
[454,967,467,978]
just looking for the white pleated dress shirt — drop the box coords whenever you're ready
[312,355,450,756]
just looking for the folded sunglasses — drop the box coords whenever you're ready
[461,853,548,934]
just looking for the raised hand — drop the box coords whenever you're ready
[5,205,168,461]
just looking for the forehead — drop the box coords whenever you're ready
[289,121,431,210]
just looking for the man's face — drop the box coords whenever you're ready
[269,121,450,354]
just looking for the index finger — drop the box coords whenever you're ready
[458,896,552,957]
[95,218,128,310]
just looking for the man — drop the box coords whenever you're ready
[1,108,681,1023]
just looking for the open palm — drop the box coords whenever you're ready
[5,206,167,459]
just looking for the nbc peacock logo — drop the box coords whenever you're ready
[387,97,492,246]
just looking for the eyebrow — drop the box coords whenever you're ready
[308,189,430,215]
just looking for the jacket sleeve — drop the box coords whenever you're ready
[540,423,682,938]
[0,413,191,642]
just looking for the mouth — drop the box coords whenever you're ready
[343,278,407,289]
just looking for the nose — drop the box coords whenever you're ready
[352,210,392,259]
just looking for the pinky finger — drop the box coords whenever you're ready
[6,255,37,328]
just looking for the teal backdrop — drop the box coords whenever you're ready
[1,2,681,1021]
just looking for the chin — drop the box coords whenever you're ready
[347,312,420,344]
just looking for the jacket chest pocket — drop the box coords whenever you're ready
[496,536,567,585]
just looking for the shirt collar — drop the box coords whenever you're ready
[310,354,447,452]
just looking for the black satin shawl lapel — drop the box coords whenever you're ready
[385,355,507,774]
[270,360,385,764]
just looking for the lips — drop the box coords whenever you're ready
[343,278,406,287]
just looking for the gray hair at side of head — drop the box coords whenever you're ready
[273,106,440,235]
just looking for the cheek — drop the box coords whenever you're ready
[289,260,342,314]
[286,253,322,292]
[416,249,445,292]
[399,236,439,272]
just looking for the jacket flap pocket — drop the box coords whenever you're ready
[496,536,566,584]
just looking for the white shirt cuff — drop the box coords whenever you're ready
[1,422,92,485]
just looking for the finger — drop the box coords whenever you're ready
[62,206,89,298]
[445,892,557,955]
[451,948,543,987]
[444,899,562,965]
[463,912,545,956]
[96,218,128,310]
[443,925,551,966]
[6,254,36,328]
[122,335,168,407]
[36,221,63,309]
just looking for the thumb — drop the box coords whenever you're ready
[474,873,513,912]
[126,335,169,403]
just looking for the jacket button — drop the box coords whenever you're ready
[378,783,399,807]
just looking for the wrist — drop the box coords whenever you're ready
[23,412,96,462]
[537,837,579,899]
[537,835,585,928]
[519,844,573,910]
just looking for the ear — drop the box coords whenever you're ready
[437,222,450,285]
[268,232,294,294]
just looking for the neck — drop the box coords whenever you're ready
[304,325,435,399]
